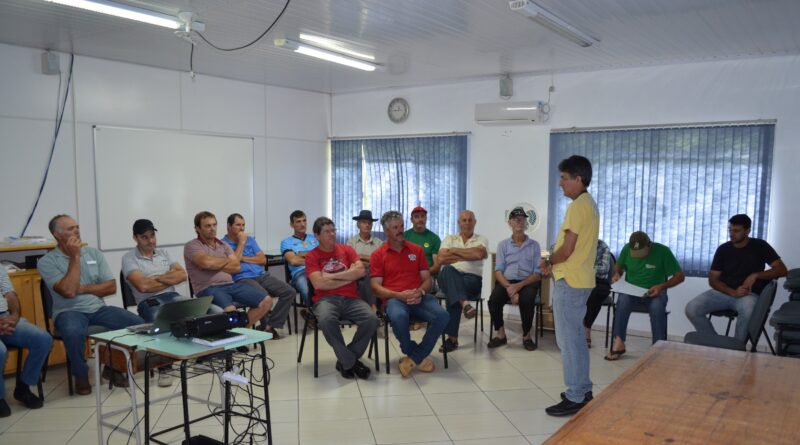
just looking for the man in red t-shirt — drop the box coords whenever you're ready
[305,217,378,379]
[370,211,449,377]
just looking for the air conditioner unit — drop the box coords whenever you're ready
[475,101,543,125]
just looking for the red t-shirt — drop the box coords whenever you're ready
[370,241,429,292]
[304,244,360,303]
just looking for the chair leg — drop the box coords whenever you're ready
[724,317,733,337]
[605,304,611,348]
[373,334,380,372]
[441,331,448,369]
[384,322,391,375]
[293,302,299,335]
[286,313,292,336]
[763,327,776,355]
[66,358,74,396]
[474,301,479,343]
[313,324,319,378]
[297,318,309,363]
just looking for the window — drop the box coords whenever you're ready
[331,135,468,242]
[548,123,775,277]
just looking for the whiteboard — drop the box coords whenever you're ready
[93,126,254,250]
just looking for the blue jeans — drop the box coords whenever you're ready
[135,292,184,322]
[612,291,668,344]
[685,289,757,342]
[385,295,449,364]
[437,265,482,338]
[199,281,267,309]
[552,279,592,403]
[55,306,144,378]
[0,317,53,395]
[291,272,311,306]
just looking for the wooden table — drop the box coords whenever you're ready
[546,341,800,445]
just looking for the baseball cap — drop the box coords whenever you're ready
[629,231,651,258]
[133,219,157,235]
[411,206,427,215]
[508,207,526,220]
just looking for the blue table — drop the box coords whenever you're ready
[90,327,273,445]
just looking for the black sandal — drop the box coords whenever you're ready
[604,349,626,361]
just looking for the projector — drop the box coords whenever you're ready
[171,310,248,338]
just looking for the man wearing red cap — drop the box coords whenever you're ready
[404,206,441,272]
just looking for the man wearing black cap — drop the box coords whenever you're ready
[487,207,542,351]
[122,219,188,386]
[346,210,383,311]
[605,231,684,361]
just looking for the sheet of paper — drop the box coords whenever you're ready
[611,274,651,298]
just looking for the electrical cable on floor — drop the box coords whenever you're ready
[20,53,74,236]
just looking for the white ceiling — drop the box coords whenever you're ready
[1,0,799,94]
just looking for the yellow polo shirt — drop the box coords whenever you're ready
[553,192,599,288]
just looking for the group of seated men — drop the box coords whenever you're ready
[2,206,784,417]
[578,213,786,362]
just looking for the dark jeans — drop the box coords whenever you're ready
[488,280,539,337]
[583,280,611,329]
[437,265,482,338]
[241,273,295,328]
[55,306,144,378]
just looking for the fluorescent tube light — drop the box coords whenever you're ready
[298,33,375,61]
[509,0,599,47]
[274,38,377,72]
[43,0,204,31]
[506,106,538,111]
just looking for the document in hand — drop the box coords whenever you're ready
[611,274,650,297]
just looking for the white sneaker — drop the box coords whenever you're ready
[158,371,173,387]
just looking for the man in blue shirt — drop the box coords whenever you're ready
[487,207,542,351]
[223,213,294,338]
[280,210,319,306]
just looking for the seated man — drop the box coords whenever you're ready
[223,213,294,338]
[371,211,449,377]
[404,206,441,276]
[122,218,187,387]
[685,214,787,341]
[281,210,319,306]
[487,207,542,351]
[435,210,488,352]
[606,231,685,361]
[582,239,614,347]
[345,210,383,312]
[39,214,143,395]
[0,266,52,416]
[305,217,378,379]
[184,211,272,328]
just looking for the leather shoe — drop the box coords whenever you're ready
[102,366,129,388]
[487,336,507,348]
[0,399,11,417]
[546,395,591,416]
[523,338,537,351]
[13,385,43,409]
[264,326,281,340]
[352,360,371,380]
[438,338,458,353]
[335,361,356,379]
[75,376,92,395]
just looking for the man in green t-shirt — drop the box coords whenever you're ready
[606,231,685,361]
[403,206,441,272]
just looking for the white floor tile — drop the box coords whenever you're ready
[485,388,558,411]
[437,411,519,440]
[299,396,367,421]
[299,418,375,445]
[425,391,499,415]
[363,394,433,419]
[370,415,450,444]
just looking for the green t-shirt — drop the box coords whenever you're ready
[617,242,681,289]
[403,229,441,268]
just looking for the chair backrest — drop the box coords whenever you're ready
[39,279,55,334]
[747,280,778,347]
[119,270,137,309]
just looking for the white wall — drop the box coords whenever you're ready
[0,43,330,306]
[331,55,800,343]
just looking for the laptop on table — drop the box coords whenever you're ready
[127,296,212,335]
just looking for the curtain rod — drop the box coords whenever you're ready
[330,131,471,141]
[551,119,777,134]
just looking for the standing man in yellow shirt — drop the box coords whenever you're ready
[540,155,599,417]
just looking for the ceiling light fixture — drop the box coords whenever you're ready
[509,0,598,47]
[298,33,375,61]
[274,38,377,72]
[42,0,204,31]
